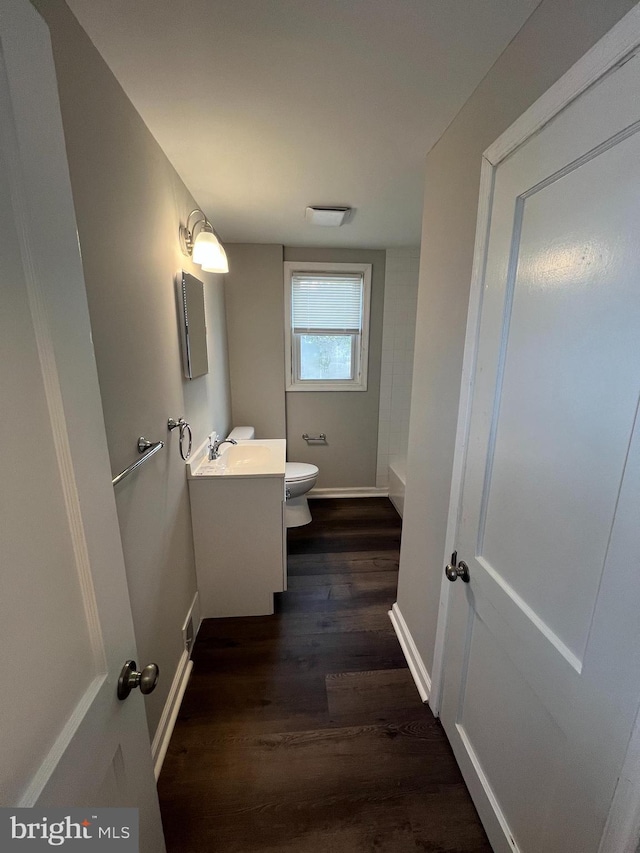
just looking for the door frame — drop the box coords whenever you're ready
[429,3,640,850]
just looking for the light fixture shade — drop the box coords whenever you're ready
[200,241,229,274]
[192,231,219,265]
[182,210,229,273]
[197,235,228,273]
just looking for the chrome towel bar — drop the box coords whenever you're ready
[112,437,164,486]
[302,433,326,442]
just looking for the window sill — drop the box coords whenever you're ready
[286,381,368,392]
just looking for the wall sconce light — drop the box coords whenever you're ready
[179,208,229,274]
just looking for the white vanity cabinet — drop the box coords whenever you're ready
[187,439,287,618]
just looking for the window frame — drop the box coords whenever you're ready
[284,261,372,392]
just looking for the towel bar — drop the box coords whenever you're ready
[112,438,164,486]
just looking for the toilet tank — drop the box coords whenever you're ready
[227,426,255,441]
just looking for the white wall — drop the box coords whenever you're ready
[224,244,286,439]
[35,0,231,738]
[376,248,420,489]
[396,0,639,684]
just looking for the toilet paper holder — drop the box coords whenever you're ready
[302,433,326,443]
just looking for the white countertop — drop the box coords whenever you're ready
[187,439,286,479]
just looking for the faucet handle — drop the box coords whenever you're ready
[207,432,219,461]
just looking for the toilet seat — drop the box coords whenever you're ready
[284,461,318,526]
[285,462,318,482]
[226,427,318,527]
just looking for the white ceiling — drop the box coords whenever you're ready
[66,0,540,248]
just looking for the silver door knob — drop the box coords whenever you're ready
[117,660,159,700]
[445,551,470,583]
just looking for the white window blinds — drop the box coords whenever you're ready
[291,272,363,335]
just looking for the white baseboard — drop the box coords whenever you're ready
[308,486,389,499]
[389,602,431,704]
[152,650,193,780]
[152,593,201,779]
[388,466,405,518]
[389,604,516,850]
[389,494,404,518]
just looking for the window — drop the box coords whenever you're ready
[284,262,372,391]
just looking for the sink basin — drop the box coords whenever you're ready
[189,439,286,478]
[218,443,274,471]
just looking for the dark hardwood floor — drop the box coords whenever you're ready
[158,498,491,852]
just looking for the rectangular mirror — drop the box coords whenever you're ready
[178,271,209,379]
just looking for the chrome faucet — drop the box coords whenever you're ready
[208,437,237,461]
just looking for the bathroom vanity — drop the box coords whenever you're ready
[187,439,287,617]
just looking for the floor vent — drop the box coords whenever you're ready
[183,614,195,656]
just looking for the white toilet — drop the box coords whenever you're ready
[227,427,319,528]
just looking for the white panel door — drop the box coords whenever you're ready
[440,41,640,853]
[0,2,165,849]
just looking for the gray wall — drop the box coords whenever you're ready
[284,247,385,489]
[224,244,286,438]
[223,243,386,488]
[397,0,638,679]
[33,0,231,737]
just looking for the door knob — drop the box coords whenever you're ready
[117,660,159,700]
[445,551,470,583]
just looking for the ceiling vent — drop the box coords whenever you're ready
[305,206,351,227]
